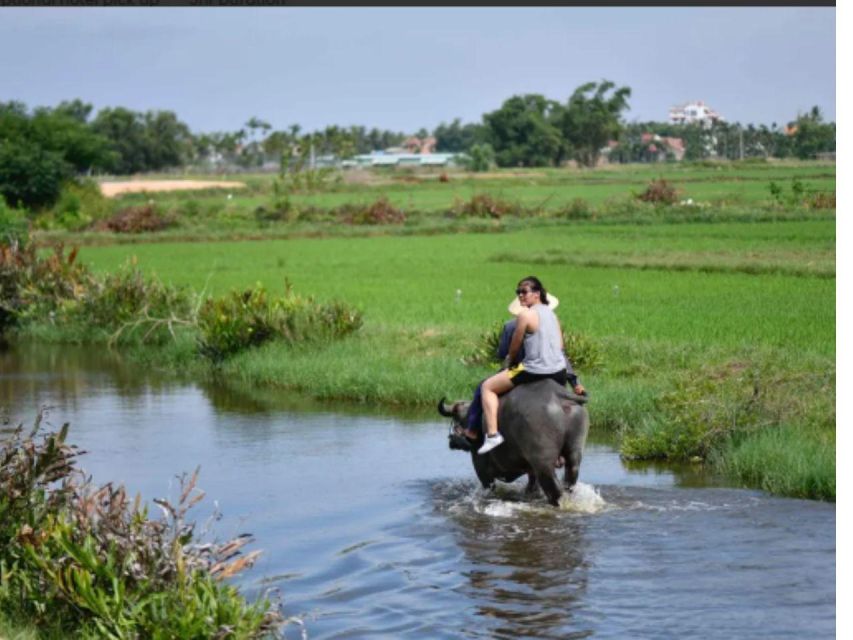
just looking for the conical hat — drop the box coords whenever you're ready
[508,293,559,316]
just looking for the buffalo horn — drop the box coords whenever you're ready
[437,397,455,417]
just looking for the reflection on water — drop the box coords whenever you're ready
[433,480,594,639]
[0,343,836,639]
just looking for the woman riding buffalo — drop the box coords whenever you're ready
[477,276,570,455]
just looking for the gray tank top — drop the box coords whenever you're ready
[522,304,565,374]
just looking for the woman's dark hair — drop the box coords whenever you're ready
[518,275,549,305]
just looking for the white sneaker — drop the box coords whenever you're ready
[478,433,504,455]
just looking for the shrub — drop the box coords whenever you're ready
[255,199,298,224]
[635,178,680,205]
[179,198,202,218]
[0,413,283,637]
[465,322,602,373]
[563,331,603,371]
[48,180,113,231]
[559,197,595,220]
[0,243,91,334]
[337,197,406,225]
[452,194,518,219]
[198,282,363,361]
[0,245,193,345]
[95,204,174,233]
[0,139,71,210]
[464,320,505,365]
[768,178,832,208]
[0,196,29,247]
[596,196,656,220]
[75,261,195,345]
[620,358,830,462]
[464,143,495,172]
[807,191,835,210]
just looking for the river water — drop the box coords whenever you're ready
[1,344,835,639]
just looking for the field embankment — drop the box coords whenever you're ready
[98,179,247,198]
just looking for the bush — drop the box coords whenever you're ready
[465,322,602,372]
[559,197,595,220]
[563,331,603,371]
[336,197,406,225]
[464,143,495,172]
[198,282,363,361]
[254,198,298,225]
[807,191,835,209]
[0,196,29,247]
[95,204,174,233]
[451,194,518,219]
[75,261,195,345]
[0,139,71,210]
[48,180,113,231]
[0,243,91,335]
[0,413,283,637]
[463,320,505,365]
[635,178,680,205]
[0,245,193,345]
[620,358,832,462]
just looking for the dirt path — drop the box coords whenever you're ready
[99,180,247,198]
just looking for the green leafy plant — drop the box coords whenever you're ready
[197,282,363,361]
[48,180,113,231]
[0,244,194,345]
[0,242,91,334]
[465,323,601,372]
[0,196,29,247]
[0,413,283,637]
[76,261,195,345]
[463,320,505,365]
[562,330,603,371]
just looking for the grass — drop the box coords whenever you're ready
[28,160,835,245]
[717,424,835,500]
[0,617,40,640]
[75,221,835,356]
[9,161,836,501]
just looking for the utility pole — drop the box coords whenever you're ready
[739,126,744,160]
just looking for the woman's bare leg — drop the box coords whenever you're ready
[481,371,515,436]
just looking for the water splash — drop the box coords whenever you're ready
[558,482,607,514]
[481,500,530,518]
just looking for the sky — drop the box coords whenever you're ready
[0,7,836,135]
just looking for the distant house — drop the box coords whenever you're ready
[602,133,686,163]
[641,133,686,161]
[402,136,437,154]
[342,151,462,168]
[669,100,725,128]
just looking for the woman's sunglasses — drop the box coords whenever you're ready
[515,288,535,295]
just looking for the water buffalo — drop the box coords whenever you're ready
[438,380,589,506]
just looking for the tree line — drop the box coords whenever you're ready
[0,81,836,210]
